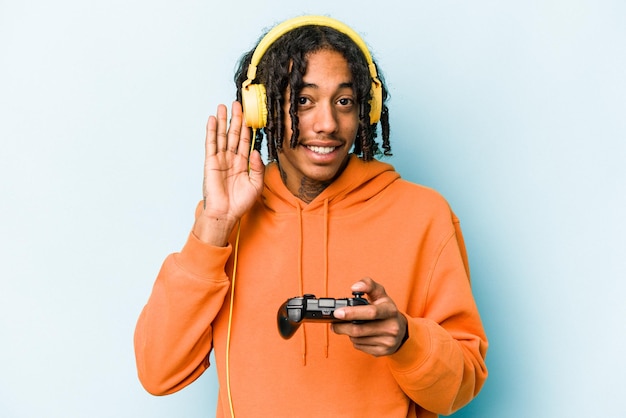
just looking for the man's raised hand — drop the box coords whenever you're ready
[193,101,265,246]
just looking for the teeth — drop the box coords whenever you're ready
[307,145,335,154]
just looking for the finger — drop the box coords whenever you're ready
[205,115,217,156]
[353,277,388,302]
[332,321,386,339]
[350,338,396,357]
[334,290,398,322]
[227,101,245,154]
[334,304,378,322]
[216,104,228,152]
[357,278,400,321]
[204,116,217,204]
[235,103,253,159]
[248,150,265,189]
[333,320,405,355]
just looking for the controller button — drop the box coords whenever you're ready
[318,298,335,308]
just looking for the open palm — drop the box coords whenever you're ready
[194,102,265,245]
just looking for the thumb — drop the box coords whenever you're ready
[248,150,265,190]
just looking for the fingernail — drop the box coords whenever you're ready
[334,309,345,319]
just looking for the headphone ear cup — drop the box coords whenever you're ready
[242,83,268,129]
[368,81,382,124]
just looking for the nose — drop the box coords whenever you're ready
[312,101,338,134]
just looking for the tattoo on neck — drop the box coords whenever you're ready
[298,177,330,203]
[278,166,330,203]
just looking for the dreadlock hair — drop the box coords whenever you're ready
[234,23,391,162]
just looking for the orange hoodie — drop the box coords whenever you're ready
[134,155,488,417]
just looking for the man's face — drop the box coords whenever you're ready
[277,49,359,200]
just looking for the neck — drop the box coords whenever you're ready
[297,176,331,203]
[279,168,330,203]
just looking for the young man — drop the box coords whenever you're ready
[134,16,488,418]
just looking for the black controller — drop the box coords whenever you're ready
[277,292,369,339]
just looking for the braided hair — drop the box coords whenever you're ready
[234,24,391,162]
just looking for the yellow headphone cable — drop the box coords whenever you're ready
[225,127,257,418]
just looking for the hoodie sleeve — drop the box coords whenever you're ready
[386,220,488,415]
[133,231,232,395]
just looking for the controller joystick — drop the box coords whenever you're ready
[277,293,369,339]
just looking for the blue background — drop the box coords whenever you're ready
[1,0,624,416]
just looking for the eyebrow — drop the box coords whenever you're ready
[301,81,354,90]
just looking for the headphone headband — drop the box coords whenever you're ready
[244,15,379,85]
[241,15,382,128]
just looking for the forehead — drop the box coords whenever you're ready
[301,49,353,83]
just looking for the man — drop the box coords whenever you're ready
[134,15,488,418]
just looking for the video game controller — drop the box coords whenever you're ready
[277,292,369,339]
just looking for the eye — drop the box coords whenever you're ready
[297,96,311,106]
[337,97,354,106]
[336,96,356,113]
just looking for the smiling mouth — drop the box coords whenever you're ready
[306,145,337,155]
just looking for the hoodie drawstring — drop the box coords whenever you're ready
[296,204,307,365]
[323,198,330,358]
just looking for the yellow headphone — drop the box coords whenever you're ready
[241,15,383,129]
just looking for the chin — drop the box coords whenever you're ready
[306,165,345,182]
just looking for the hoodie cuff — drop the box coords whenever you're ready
[174,232,233,279]
[387,317,433,372]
